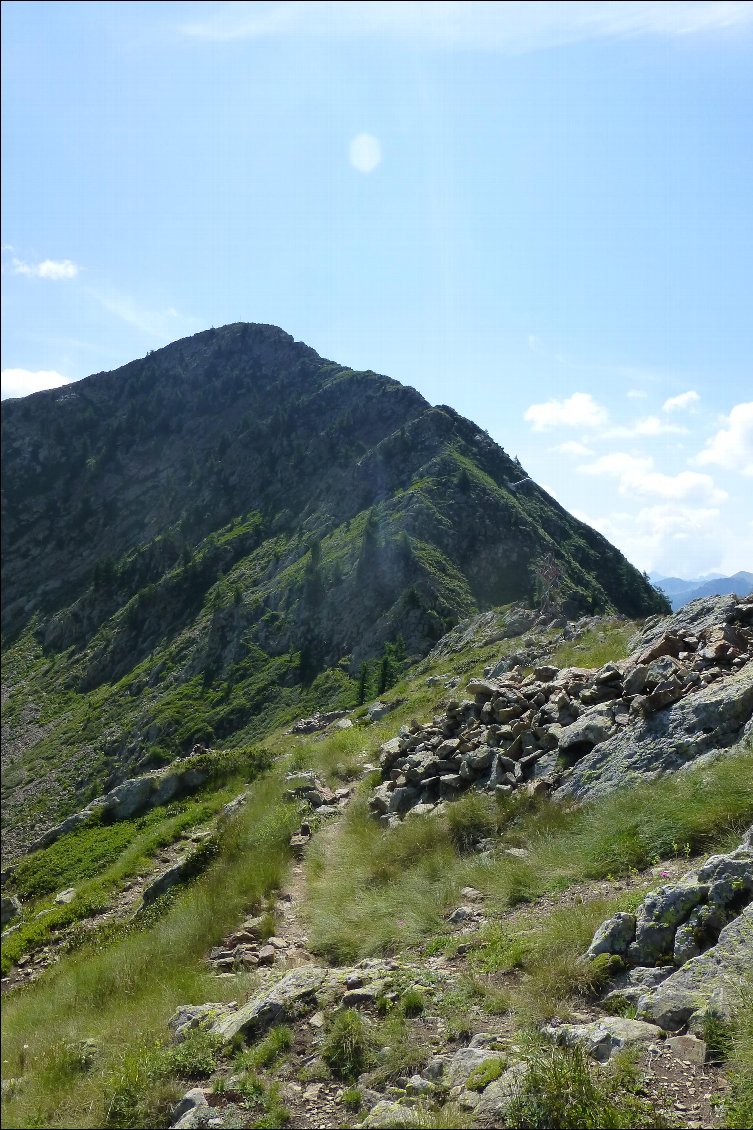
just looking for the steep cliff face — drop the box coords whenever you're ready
[1,323,667,848]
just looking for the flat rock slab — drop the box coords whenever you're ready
[543,1017,663,1062]
[210,966,329,1043]
[637,905,753,1032]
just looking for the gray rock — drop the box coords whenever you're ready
[601,966,673,1009]
[139,850,208,911]
[211,966,329,1043]
[627,882,708,965]
[445,1047,505,1088]
[586,911,635,958]
[361,1100,418,1128]
[637,905,753,1031]
[556,663,753,801]
[1,895,21,927]
[26,761,210,855]
[558,707,614,756]
[171,1088,209,1128]
[543,1017,664,1062]
[54,887,77,905]
[169,1003,230,1044]
[473,1062,528,1120]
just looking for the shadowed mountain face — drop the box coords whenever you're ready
[1,323,667,848]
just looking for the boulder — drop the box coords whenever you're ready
[473,1062,528,1121]
[543,1017,663,1062]
[585,911,635,958]
[1,895,22,927]
[446,1047,506,1088]
[210,966,329,1043]
[169,1003,230,1044]
[637,905,753,1031]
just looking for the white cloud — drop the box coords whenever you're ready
[180,2,753,49]
[1,368,72,399]
[695,402,753,476]
[553,440,594,457]
[349,133,382,173]
[579,451,727,505]
[12,257,79,280]
[90,288,197,342]
[524,392,608,432]
[574,503,752,578]
[606,415,688,438]
[663,390,700,413]
[626,388,649,400]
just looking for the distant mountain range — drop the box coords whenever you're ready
[650,571,753,611]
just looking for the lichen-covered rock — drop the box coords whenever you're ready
[445,1046,505,1089]
[210,966,329,1043]
[169,1003,230,1044]
[1,894,22,927]
[557,663,753,802]
[543,1017,663,1062]
[473,1062,528,1121]
[636,905,753,1031]
[585,911,635,958]
[627,882,708,965]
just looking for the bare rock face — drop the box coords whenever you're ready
[369,595,752,822]
[556,662,753,802]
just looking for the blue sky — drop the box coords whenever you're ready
[2,1,752,577]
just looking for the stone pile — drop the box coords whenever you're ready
[206,914,291,974]
[370,596,752,822]
[585,829,753,1032]
[288,710,350,734]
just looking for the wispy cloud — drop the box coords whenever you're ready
[180,2,753,49]
[1,368,72,400]
[524,391,608,432]
[88,288,195,343]
[579,451,727,505]
[11,257,79,280]
[553,440,594,457]
[663,390,700,413]
[606,415,688,438]
[695,402,753,476]
[572,501,749,577]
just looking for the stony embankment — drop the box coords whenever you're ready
[370,595,753,822]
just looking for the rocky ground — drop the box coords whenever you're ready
[159,823,750,1129]
[371,595,752,822]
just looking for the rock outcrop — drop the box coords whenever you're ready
[585,829,753,1031]
[370,596,752,822]
[20,754,213,857]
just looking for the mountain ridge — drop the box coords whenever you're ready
[1,322,667,852]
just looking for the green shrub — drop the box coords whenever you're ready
[164,1029,222,1080]
[445,791,505,852]
[401,988,425,1017]
[237,1025,293,1071]
[321,1010,371,1080]
[726,976,753,1128]
[505,1042,666,1128]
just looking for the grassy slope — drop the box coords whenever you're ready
[2,618,752,1129]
